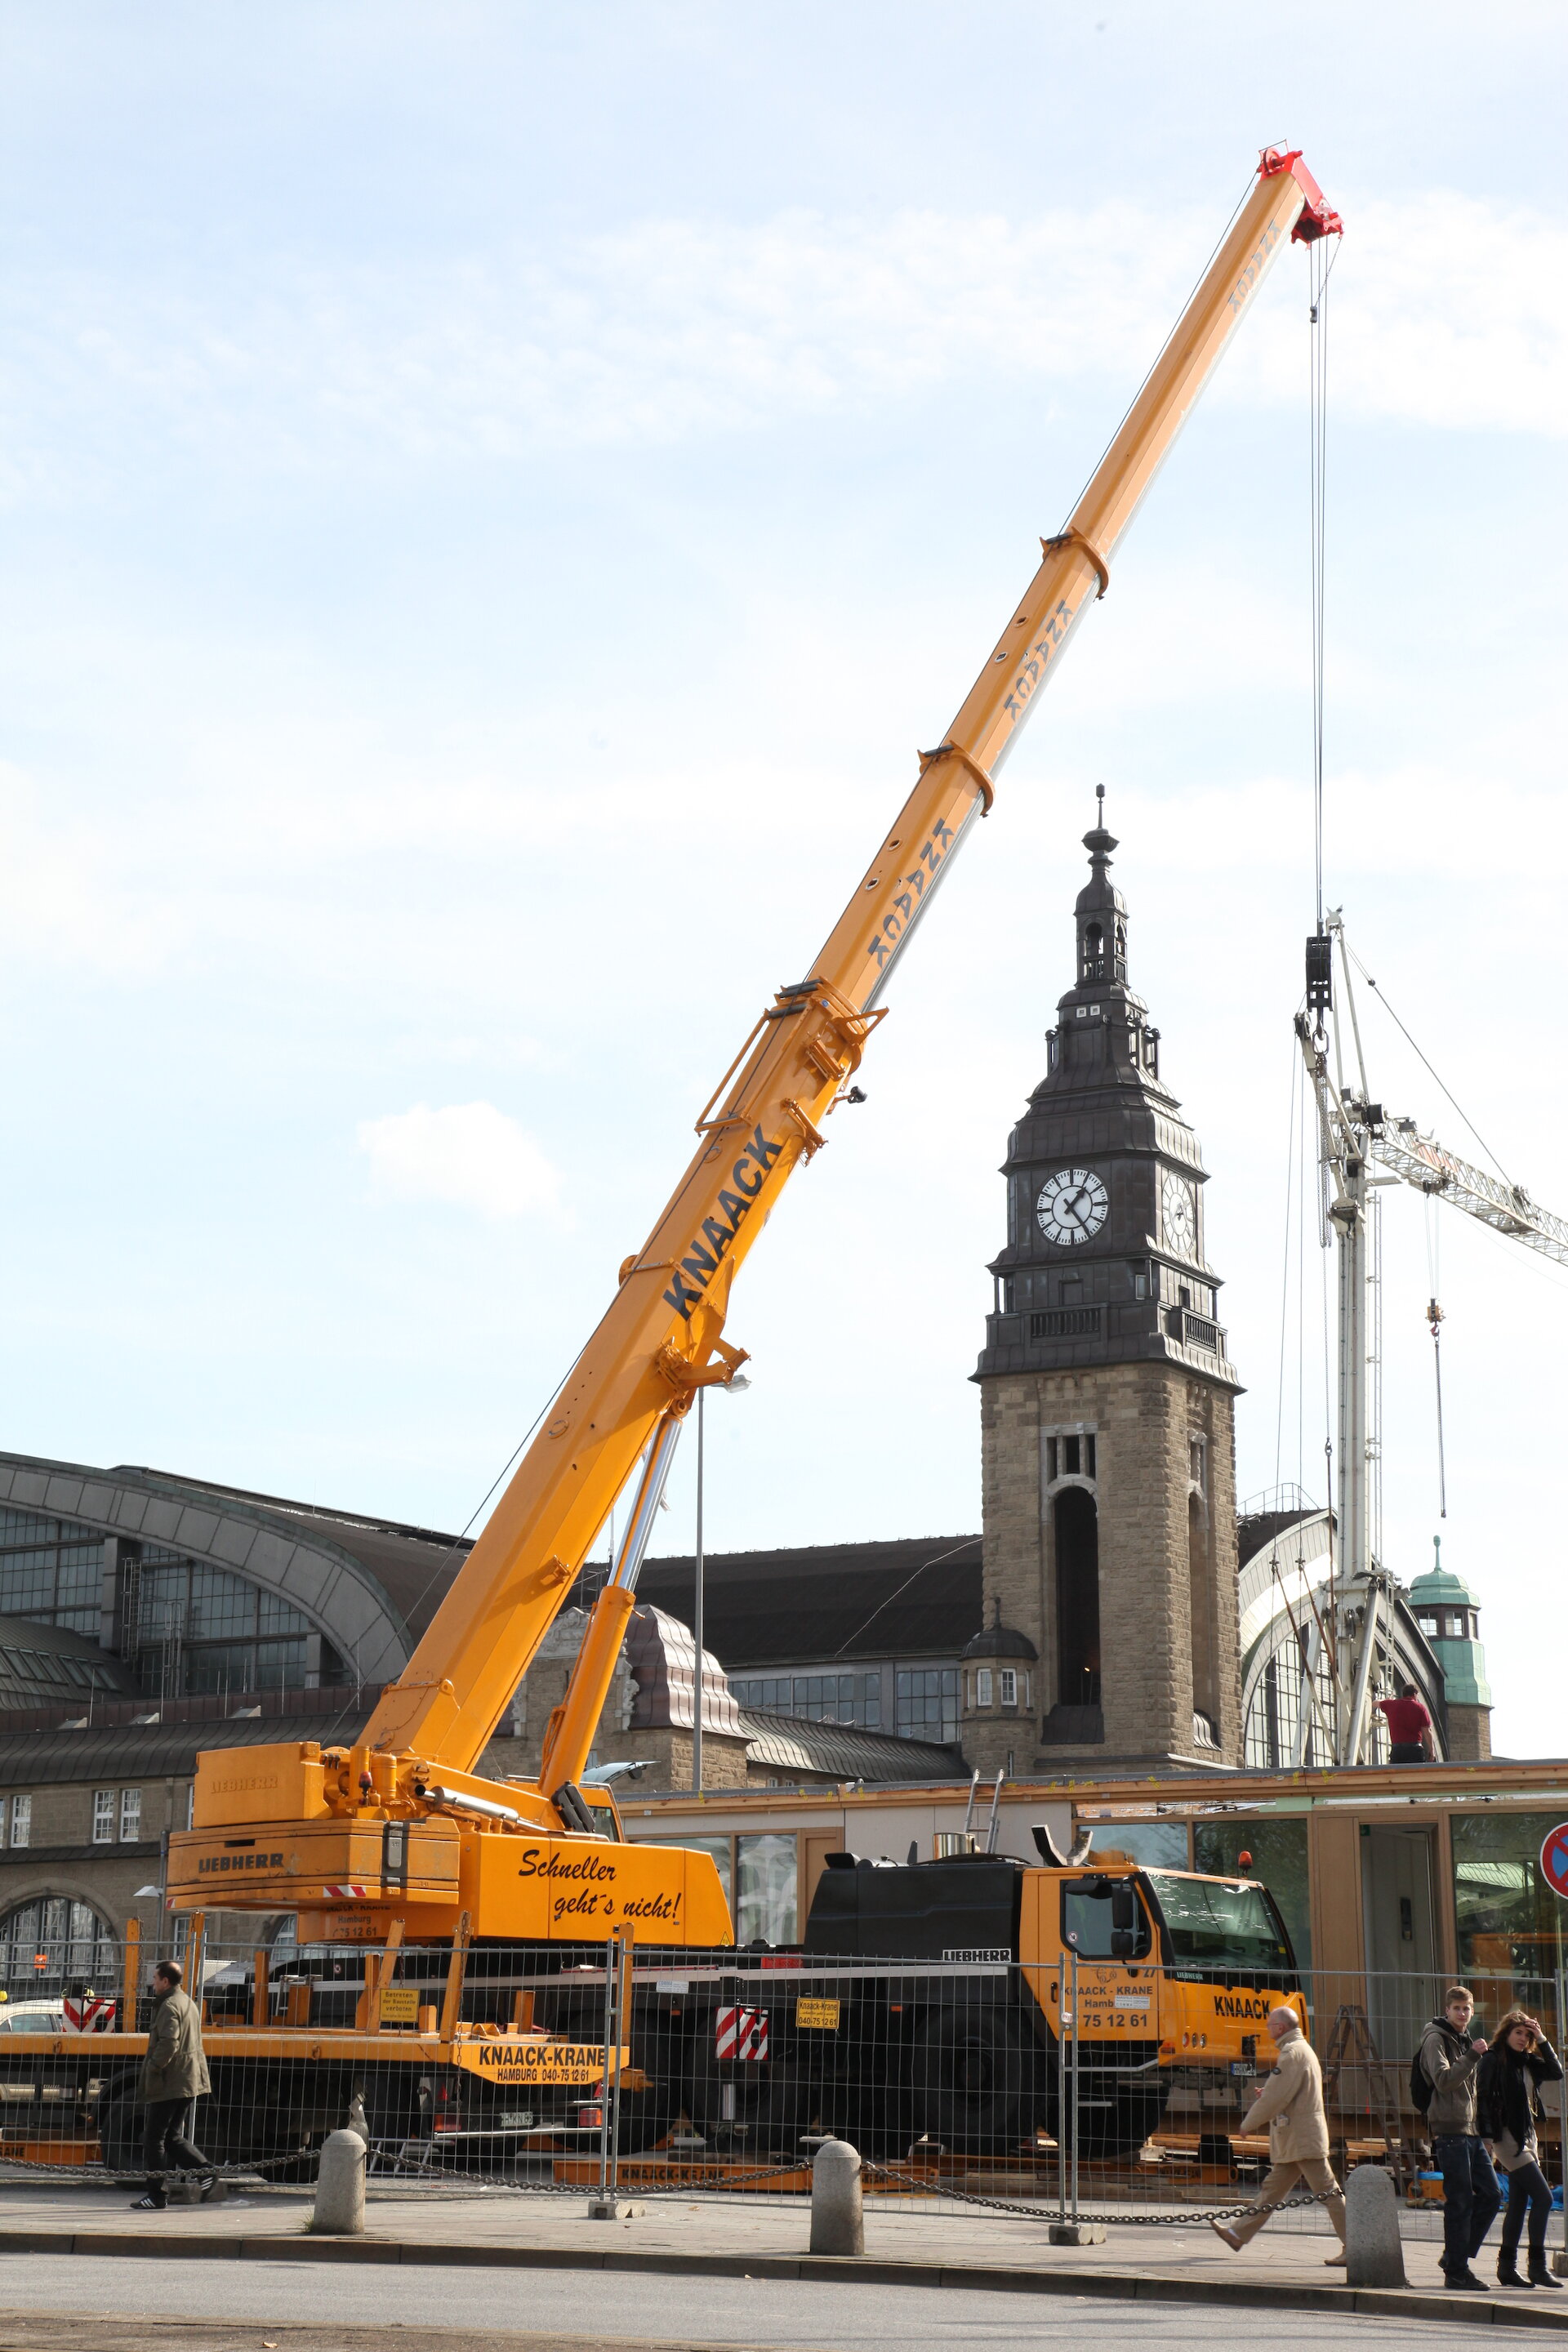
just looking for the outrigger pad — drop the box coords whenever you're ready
[1031,1824,1094,1868]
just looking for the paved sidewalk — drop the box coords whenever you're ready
[0,2180,1561,2332]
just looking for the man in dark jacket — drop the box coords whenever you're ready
[131,1959,214,2210]
[1420,1984,1500,2291]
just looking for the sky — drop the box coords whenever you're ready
[1,4,1565,1753]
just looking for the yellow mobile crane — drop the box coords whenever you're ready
[6,146,1334,2177]
[167,145,1339,1953]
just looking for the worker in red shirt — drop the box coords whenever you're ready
[1379,1681,1434,1764]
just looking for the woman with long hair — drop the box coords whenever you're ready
[1477,2007,1564,2289]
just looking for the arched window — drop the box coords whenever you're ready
[1189,1492,1218,1737]
[1054,1486,1101,1707]
[0,1895,118,1996]
[1082,922,1103,978]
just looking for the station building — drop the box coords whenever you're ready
[0,816,1524,2001]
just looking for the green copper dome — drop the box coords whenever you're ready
[1409,1537,1492,1711]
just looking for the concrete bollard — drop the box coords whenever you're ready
[1344,2163,1405,2288]
[310,2128,368,2236]
[810,2138,865,2257]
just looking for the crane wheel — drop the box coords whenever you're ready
[909,2007,1035,2155]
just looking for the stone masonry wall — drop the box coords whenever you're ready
[971,1361,1240,1772]
[1445,1704,1493,1763]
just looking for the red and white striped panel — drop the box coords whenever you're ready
[715,2006,768,2062]
[64,1996,115,2032]
[322,1884,369,1900]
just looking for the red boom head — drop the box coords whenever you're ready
[1258,145,1343,243]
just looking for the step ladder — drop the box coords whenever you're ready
[1321,2003,1415,2194]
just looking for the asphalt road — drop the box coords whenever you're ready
[0,2258,1486,2352]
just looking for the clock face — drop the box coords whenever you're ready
[1036,1167,1109,1248]
[1162,1171,1197,1259]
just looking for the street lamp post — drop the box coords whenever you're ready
[693,1376,749,1793]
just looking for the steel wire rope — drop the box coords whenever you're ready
[828,1536,982,1660]
[1308,233,1339,934]
[311,1345,587,1752]
[1425,1195,1448,1520]
[1271,1037,1300,1503]
[1340,937,1516,1190]
[1053,166,1257,541]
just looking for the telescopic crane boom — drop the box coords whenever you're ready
[170,147,1340,1948]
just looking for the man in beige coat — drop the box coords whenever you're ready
[1211,2005,1347,2261]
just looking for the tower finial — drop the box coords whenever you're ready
[1096,782,1105,822]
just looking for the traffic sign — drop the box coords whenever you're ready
[1539,1824,1568,1900]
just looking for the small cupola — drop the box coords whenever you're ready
[961,1601,1038,1716]
[1407,1535,1493,1760]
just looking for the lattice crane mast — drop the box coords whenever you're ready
[1295,911,1566,1764]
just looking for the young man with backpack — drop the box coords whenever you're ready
[1415,1985,1501,2290]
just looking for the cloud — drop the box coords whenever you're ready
[356,1102,562,1218]
[8,192,1565,483]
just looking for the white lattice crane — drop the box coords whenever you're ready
[1294,912,1566,1763]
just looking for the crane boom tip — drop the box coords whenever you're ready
[1258,145,1343,242]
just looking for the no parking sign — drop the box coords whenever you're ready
[1540,1823,1568,1900]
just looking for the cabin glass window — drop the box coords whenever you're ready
[736,1833,797,1944]
[1060,1882,1152,1961]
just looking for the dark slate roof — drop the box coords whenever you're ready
[1236,1504,1320,1570]
[109,1465,469,1640]
[0,1705,374,1788]
[734,1710,963,1784]
[961,1620,1038,1661]
[632,1535,983,1668]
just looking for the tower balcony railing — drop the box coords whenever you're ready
[1030,1307,1102,1339]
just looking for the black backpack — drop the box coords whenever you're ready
[1410,2042,1434,2114]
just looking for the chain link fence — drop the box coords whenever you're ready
[0,1923,1560,2245]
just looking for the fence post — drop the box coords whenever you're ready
[1071,1942,1080,2224]
[1049,1943,1106,2247]
[587,1927,637,2218]
[1056,1955,1067,2223]
[1558,1954,1568,2278]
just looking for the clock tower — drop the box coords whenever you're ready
[966,798,1243,1774]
